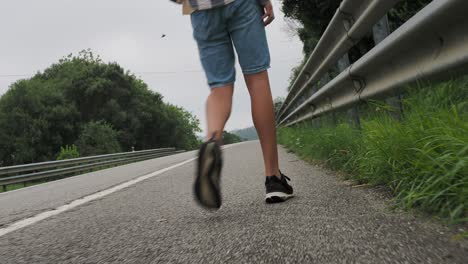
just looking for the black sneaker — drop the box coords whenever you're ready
[265,172,294,203]
[194,137,223,209]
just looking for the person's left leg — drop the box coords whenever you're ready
[227,0,279,177]
[228,0,294,203]
[244,70,280,177]
[195,84,233,210]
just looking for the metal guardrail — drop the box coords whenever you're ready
[0,148,185,191]
[277,0,468,127]
[276,0,400,121]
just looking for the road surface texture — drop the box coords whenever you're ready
[0,141,466,263]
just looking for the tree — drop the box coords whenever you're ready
[388,0,433,31]
[75,121,121,156]
[222,131,243,145]
[0,77,80,165]
[282,0,342,56]
[162,104,202,150]
[274,97,285,117]
[0,50,201,166]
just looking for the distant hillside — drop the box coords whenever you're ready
[231,126,258,141]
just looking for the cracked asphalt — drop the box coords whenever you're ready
[0,141,466,263]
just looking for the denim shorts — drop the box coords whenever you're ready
[191,0,271,89]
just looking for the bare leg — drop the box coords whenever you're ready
[206,85,234,143]
[244,71,280,177]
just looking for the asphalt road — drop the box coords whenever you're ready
[0,141,466,263]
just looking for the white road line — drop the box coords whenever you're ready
[0,140,251,238]
[0,157,196,238]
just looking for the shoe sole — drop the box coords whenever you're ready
[265,192,294,204]
[194,142,221,209]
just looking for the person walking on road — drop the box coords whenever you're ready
[170,0,293,209]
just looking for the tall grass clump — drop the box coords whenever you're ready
[278,123,361,172]
[278,79,468,223]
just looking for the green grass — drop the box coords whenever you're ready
[278,79,468,224]
[0,180,50,193]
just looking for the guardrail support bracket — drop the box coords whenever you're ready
[351,76,366,94]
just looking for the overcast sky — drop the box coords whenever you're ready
[0,0,303,134]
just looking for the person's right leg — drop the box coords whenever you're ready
[191,7,236,209]
[206,85,234,143]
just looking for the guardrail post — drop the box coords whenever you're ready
[338,54,361,127]
[373,14,403,120]
[2,185,6,192]
[309,83,321,128]
[319,73,337,126]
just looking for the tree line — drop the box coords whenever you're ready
[0,50,201,166]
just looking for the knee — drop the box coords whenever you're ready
[209,86,234,102]
[210,85,233,95]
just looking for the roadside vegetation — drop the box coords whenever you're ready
[222,131,243,145]
[0,50,201,167]
[278,0,468,223]
[278,79,468,223]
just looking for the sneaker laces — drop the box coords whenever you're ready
[279,171,291,181]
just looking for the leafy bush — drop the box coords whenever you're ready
[75,121,121,156]
[56,145,80,160]
[222,131,243,145]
